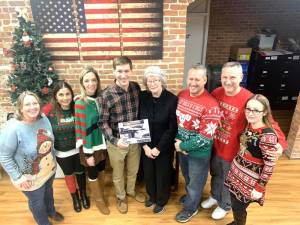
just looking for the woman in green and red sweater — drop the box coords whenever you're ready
[43,81,90,213]
[225,94,280,225]
[74,66,109,215]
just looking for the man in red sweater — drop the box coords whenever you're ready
[200,62,287,220]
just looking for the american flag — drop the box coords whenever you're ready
[30,0,163,61]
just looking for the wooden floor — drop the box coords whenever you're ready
[0,155,300,225]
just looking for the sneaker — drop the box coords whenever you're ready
[49,211,64,222]
[201,196,218,209]
[153,205,165,214]
[116,198,128,214]
[175,209,198,223]
[145,199,155,208]
[211,206,229,220]
[179,195,187,205]
[128,192,146,203]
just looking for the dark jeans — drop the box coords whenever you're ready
[210,154,232,211]
[179,153,210,212]
[142,151,173,206]
[23,175,56,225]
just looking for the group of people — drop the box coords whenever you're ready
[0,56,286,225]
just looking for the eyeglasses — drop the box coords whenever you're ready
[245,107,264,115]
[147,79,161,84]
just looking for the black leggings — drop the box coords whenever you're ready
[86,159,106,180]
[56,154,85,175]
[230,193,250,212]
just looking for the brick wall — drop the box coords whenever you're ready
[206,0,300,65]
[0,0,193,125]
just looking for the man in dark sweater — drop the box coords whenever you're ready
[174,65,221,223]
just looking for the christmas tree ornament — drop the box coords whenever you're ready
[22,32,32,47]
[47,77,53,86]
[11,84,17,92]
[16,8,28,20]
[41,87,49,94]
[48,67,54,72]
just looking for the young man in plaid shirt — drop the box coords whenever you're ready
[99,56,145,214]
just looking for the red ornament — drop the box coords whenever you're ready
[41,87,49,94]
[11,84,16,92]
[48,67,53,72]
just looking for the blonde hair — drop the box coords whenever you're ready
[16,91,42,120]
[246,94,273,128]
[79,66,101,101]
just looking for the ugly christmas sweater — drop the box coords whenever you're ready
[176,89,220,158]
[43,103,78,158]
[74,96,107,154]
[225,125,278,206]
[212,87,287,162]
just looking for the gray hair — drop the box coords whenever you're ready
[142,66,167,89]
[222,61,243,74]
[189,65,207,80]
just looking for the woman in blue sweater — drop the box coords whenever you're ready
[0,91,63,225]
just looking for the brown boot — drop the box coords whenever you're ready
[89,179,110,215]
[97,172,109,206]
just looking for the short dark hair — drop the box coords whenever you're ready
[113,56,133,70]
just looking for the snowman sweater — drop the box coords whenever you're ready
[176,89,220,158]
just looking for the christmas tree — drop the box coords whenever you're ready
[7,11,59,104]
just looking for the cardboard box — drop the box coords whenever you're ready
[257,34,276,50]
[230,45,252,61]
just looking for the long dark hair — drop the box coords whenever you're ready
[51,80,75,119]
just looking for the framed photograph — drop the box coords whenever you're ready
[118,119,151,144]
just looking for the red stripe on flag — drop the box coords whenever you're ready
[81,47,121,51]
[86,18,119,24]
[82,55,118,60]
[87,28,120,33]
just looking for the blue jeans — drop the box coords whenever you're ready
[210,154,231,211]
[179,153,210,212]
[23,175,56,225]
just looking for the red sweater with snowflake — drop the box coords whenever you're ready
[176,89,220,158]
[212,87,287,162]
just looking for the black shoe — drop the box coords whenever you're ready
[226,222,236,225]
[71,191,82,212]
[49,211,64,222]
[80,190,90,209]
[145,199,155,208]
[153,205,165,214]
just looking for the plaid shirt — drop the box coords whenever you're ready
[99,81,140,145]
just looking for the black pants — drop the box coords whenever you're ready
[142,151,173,206]
[230,193,250,212]
[56,154,85,175]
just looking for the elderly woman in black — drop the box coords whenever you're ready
[139,66,178,214]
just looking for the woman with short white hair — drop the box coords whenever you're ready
[139,66,178,214]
